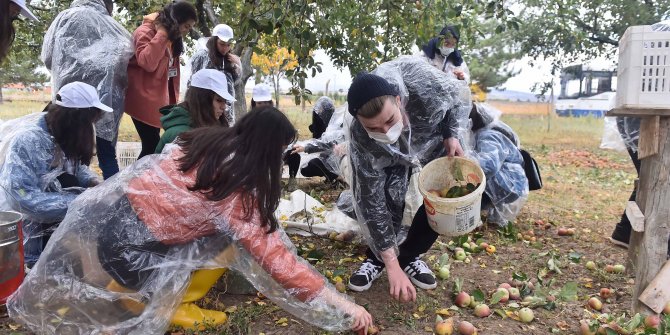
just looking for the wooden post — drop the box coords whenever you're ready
[630,116,670,313]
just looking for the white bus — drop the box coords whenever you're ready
[555,64,617,117]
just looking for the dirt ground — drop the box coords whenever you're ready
[1,115,668,335]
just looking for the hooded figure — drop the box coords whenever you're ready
[421,25,470,83]
[41,0,133,179]
[291,97,346,182]
[468,103,528,225]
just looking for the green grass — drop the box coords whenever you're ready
[502,115,605,150]
[0,98,315,142]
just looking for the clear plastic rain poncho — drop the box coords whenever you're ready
[297,97,347,176]
[7,147,356,334]
[41,0,133,144]
[467,103,528,226]
[189,38,240,126]
[0,113,99,223]
[337,56,472,257]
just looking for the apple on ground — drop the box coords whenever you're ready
[588,297,603,311]
[455,291,471,308]
[644,315,660,329]
[474,304,491,317]
[457,321,477,335]
[518,307,534,323]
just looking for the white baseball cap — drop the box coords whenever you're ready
[212,24,234,43]
[190,69,236,102]
[54,82,113,112]
[252,84,272,102]
[10,0,38,21]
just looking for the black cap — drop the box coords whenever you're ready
[347,72,399,116]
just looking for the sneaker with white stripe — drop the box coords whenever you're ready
[403,257,437,290]
[348,259,385,292]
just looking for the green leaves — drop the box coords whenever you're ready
[557,282,578,302]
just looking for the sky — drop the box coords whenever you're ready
[229,49,618,96]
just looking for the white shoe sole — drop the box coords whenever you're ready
[347,271,383,292]
[609,237,630,249]
[409,276,437,290]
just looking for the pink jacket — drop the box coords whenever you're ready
[124,13,180,128]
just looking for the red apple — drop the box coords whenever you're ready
[495,287,510,303]
[498,283,512,290]
[599,288,612,299]
[644,315,660,329]
[455,291,471,308]
[474,304,491,317]
[457,321,477,335]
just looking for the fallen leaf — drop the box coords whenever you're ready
[435,308,451,316]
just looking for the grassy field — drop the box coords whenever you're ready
[0,98,600,148]
[2,99,660,335]
[0,96,316,142]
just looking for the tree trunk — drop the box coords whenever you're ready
[273,75,280,108]
[0,85,3,104]
[234,46,254,120]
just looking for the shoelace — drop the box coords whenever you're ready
[355,261,381,278]
[409,258,432,274]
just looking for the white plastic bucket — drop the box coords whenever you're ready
[418,157,486,236]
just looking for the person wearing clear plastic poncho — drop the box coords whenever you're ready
[0,82,108,269]
[7,108,374,334]
[290,96,346,183]
[40,0,133,180]
[610,20,670,257]
[421,25,470,83]
[338,56,471,301]
[189,24,241,126]
[468,103,528,226]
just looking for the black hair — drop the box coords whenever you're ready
[44,100,103,166]
[155,1,197,57]
[180,86,222,127]
[177,107,297,233]
[0,0,17,63]
[205,36,240,81]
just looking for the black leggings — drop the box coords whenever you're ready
[301,158,339,182]
[366,204,439,267]
[97,196,232,291]
[132,118,160,160]
[284,152,301,178]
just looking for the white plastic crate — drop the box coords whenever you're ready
[116,141,142,170]
[616,26,670,109]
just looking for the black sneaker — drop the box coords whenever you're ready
[348,259,384,292]
[610,221,632,248]
[403,257,437,290]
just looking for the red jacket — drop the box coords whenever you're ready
[124,13,180,128]
[126,150,325,302]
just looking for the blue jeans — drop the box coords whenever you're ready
[96,137,119,180]
[23,221,54,268]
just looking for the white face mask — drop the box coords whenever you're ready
[439,46,454,56]
[366,119,404,144]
